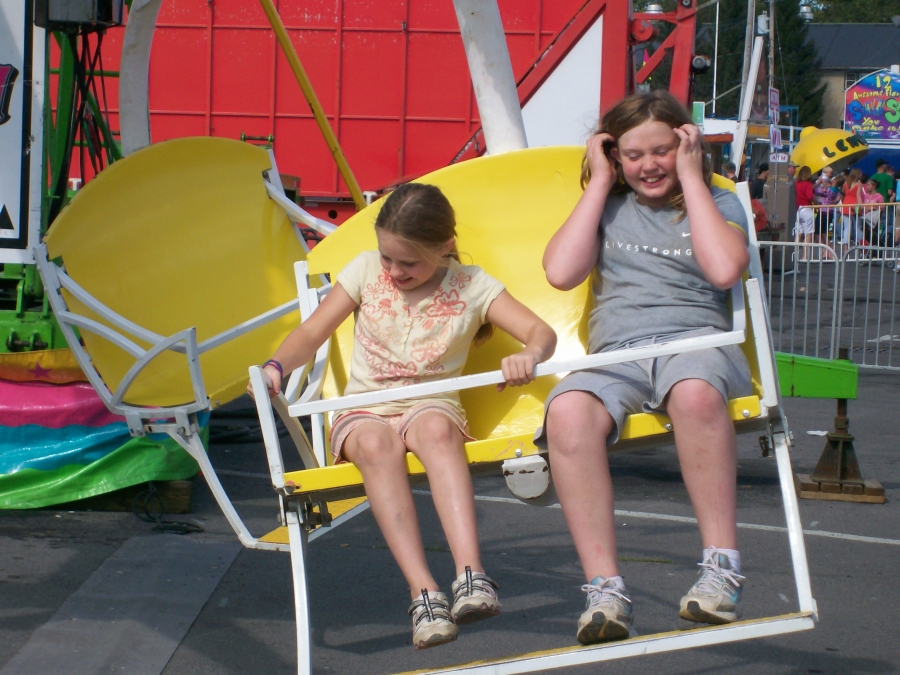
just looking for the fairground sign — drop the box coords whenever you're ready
[0,0,44,264]
[844,69,900,143]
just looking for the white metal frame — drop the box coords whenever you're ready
[248,188,818,674]
[33,161,329,552]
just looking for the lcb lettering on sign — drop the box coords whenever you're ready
[822,133,867,159]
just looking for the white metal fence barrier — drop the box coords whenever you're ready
[792,202,900,267]
[758,238,900,370]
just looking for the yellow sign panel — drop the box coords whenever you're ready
[790,126,869,175]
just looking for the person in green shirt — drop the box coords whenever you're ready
[871,160,894,202]
[870,160,896,246]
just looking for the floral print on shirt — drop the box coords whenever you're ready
[335,251,505,416]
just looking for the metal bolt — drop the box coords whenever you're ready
[514,448,523,457]
[665,423,673,431]
[742,409,750,418]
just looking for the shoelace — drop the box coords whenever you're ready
[455,566,499,599]
[410,590,452,625]
[420,589,435,622]
[581,582,631,608]
[693,549,746,595]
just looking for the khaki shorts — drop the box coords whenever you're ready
[534,328,752,447]
[330,400,473,463]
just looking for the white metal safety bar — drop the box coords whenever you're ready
[395,613,814,675]
[34,241,298,552]
[288,281,746,417]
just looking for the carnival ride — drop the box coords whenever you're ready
[27,0,823,673]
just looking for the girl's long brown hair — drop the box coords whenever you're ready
[581,89,712,215]
[375,183,493,344]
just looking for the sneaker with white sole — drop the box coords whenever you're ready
[679,548,745,625]
[409,590,457,650]
[450,566,501,625]
[576,576,634,645]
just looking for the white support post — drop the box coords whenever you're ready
[119,0,163,155]
[452,0,528,154]
[286,509,313,675]
[772,426,818,619]
[167,427,286,551]
[732,36,764,171]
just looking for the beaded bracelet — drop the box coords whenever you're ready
[262,359,284,378]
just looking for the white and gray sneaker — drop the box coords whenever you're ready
[679,548,745,624]
[450,566,501,625]
[577,576,634,645]
[408,590,457,650]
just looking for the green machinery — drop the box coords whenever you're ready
[0,17,122,354]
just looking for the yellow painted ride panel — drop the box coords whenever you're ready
[259,497,368,544]
[309,147,587,454]
[283,396,763,497]
[307,147,764,463]
[44,138,307,408]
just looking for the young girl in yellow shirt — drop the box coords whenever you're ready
[255,182,556,650]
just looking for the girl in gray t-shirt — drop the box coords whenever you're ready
[541,90,752,645]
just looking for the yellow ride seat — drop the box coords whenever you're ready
[284,146,764,497]
[43,137,308,408]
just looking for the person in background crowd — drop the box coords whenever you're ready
[812,167,835,254]
[861,176,885,246]
[795,166,815,261]
[815,172,842,257]
[841,168,863,248]
[723,162,737,181]
[870,159,893,203]
[749,163,768,200]
[868,161,895,249]
[786,163,798,236]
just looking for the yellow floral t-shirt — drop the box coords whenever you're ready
[335,250,505,418]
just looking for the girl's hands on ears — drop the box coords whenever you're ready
[247,364,282,400]
[497,349,541,392]
[673,124,704,185]
[585,132,618,187]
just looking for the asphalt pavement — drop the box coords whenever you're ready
[1,370,897,675]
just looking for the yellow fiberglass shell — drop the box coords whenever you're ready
[790,126,869,175]
[44,137,307,408]
[308,149,763,457]
[310,146,589,446]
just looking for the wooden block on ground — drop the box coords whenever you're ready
[795,473,819,492]
[820,482,842,494]
[864,479,885,496]
[798,489,886,504]
[55,480,195,514]
[842,483,865,495]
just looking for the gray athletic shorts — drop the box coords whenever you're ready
[534,327,752,448]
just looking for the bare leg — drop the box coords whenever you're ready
[546,391,619,581]
[404,412,482,577]
[665,379,738,550]
[342,422,437,598]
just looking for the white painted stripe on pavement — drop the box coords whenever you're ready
[412,490,900,547]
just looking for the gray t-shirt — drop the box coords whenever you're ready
[588,186,749,353]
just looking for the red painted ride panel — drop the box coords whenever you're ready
[58,0,593,223]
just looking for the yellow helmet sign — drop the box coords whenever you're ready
[790,126,868,174]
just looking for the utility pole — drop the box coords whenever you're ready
[738,0,757,178]
[712,2,719,115]
[741,0,756,100]
[769,0,775,103]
